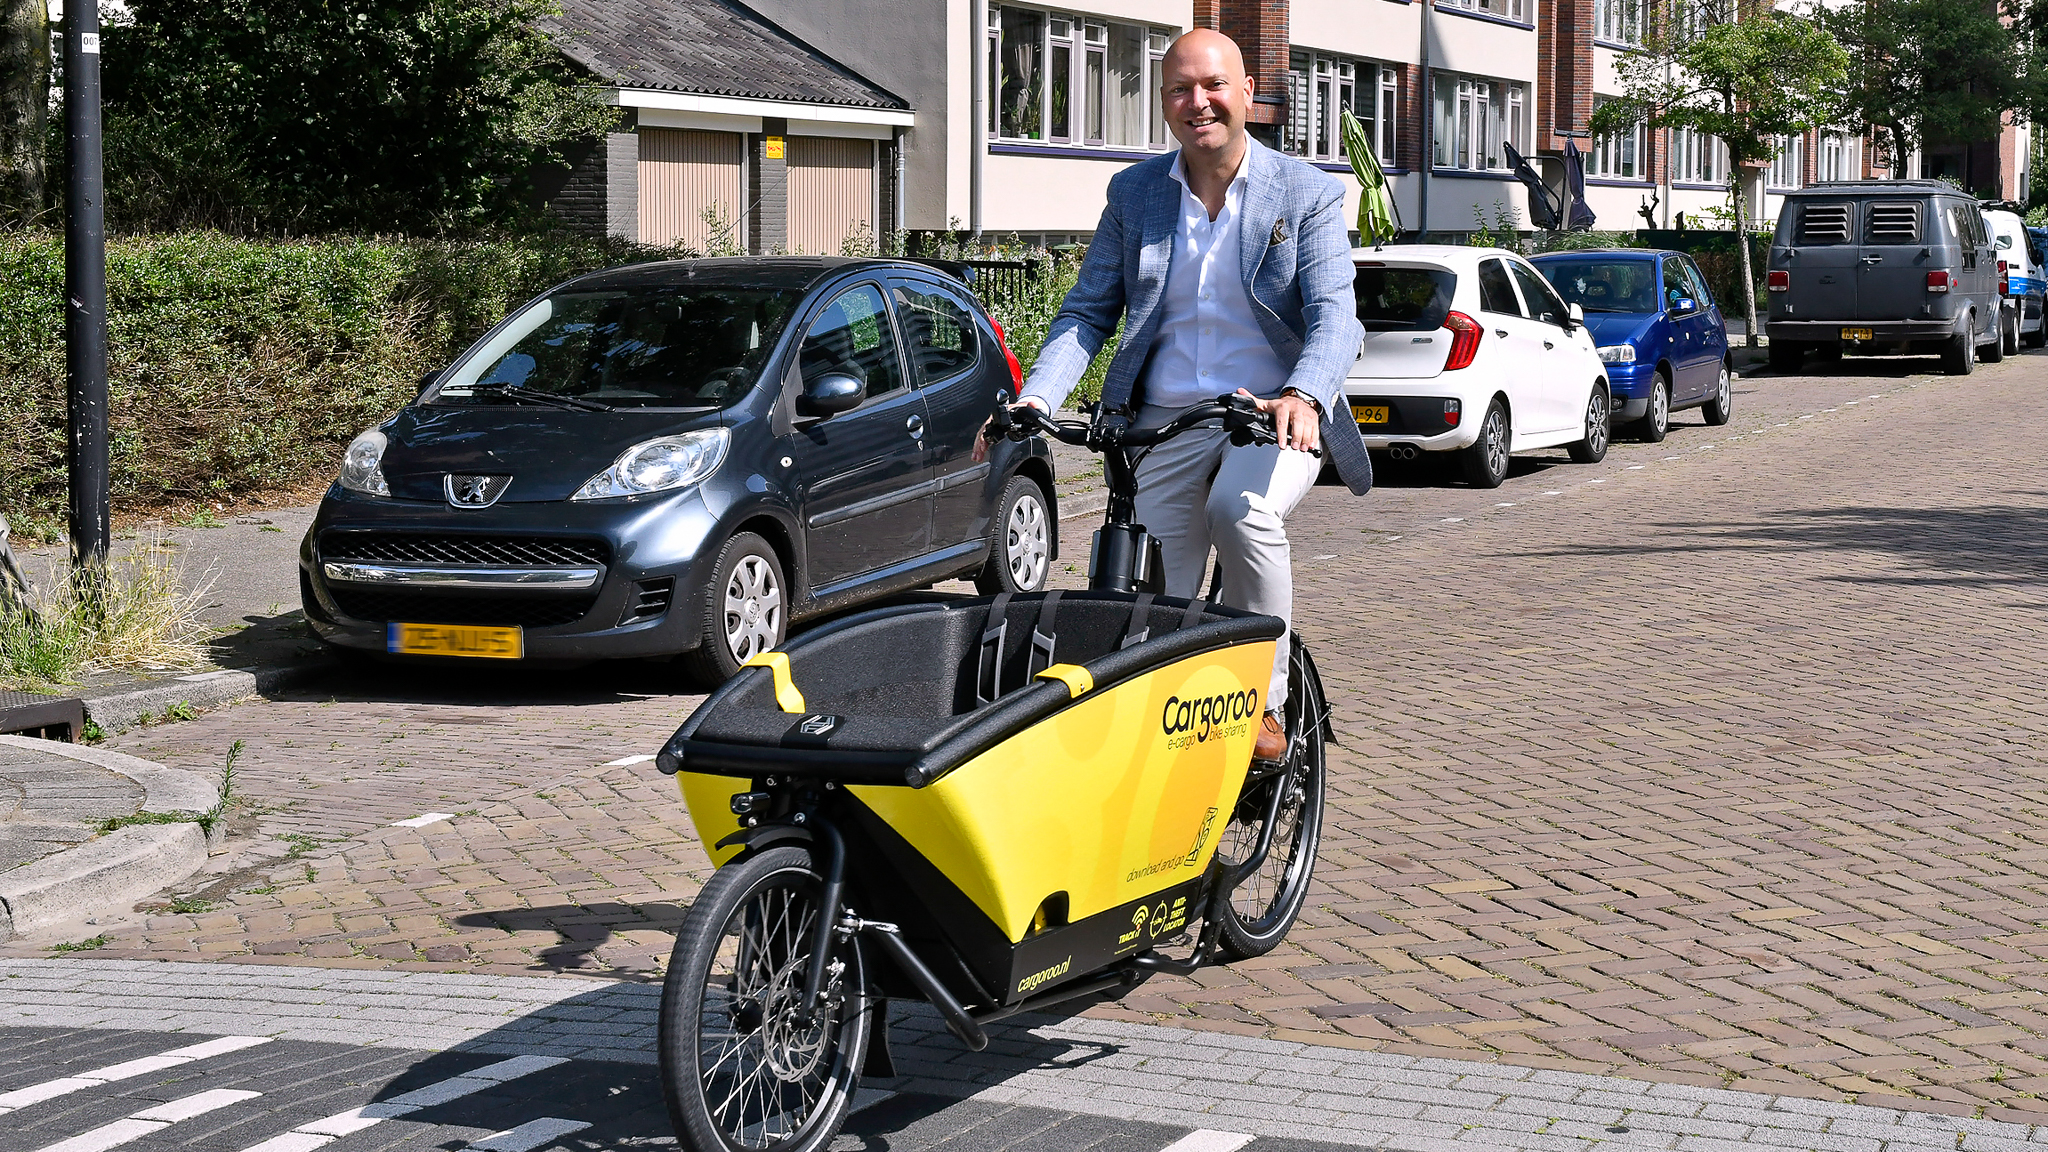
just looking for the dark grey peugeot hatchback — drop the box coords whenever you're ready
[300,257,1055,687]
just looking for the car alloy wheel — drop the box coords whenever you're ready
[1650,379,1668,436]
[1704,364,1733,426]
[724,554,783,665]
[1568,387,1609,463]
[1004,489,1049,589]
[1460,401,1510,488]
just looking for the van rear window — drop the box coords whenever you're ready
[1796,203,1852,244]
[1355,266,1454,331]
[1866,202,1921,243]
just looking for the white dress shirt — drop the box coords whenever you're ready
[1139,147,1289,411]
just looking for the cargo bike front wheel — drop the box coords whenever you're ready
[1212,635,1328,960]
[659,845,873,1152]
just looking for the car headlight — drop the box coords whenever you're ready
[573,429,729,501]
[1596,345,1637,364]
[338,428,390,496]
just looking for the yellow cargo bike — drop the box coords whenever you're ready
[653,397,1331,1151]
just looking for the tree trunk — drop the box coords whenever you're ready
[1732,171,1759,348]
[0,0,48,225]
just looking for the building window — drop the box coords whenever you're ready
[990,5,1173,150]
[1768,133,1805,188]
[1439,0,1530,24]
[1286,51,1387,163]
[1595,0,1643,45]
[1671,127,1726,185]
[1378,66,1399,163]
[1587,99,1643,179]
[1818,133,1859,182]
[1433,73,1526,171]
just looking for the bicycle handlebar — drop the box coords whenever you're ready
[992,394,1319,457]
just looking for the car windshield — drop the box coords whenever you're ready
[1538,260,1658,313]
[1355,266,1454,331]
[430,287,802,410]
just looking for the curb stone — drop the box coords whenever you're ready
[0,736,222,943]
[78,659,330,735]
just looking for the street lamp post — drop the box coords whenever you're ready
[62,1,109,574]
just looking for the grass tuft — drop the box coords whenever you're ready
[0,540,215,691]
[51,935,109,952]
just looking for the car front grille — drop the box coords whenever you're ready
[327,588,596,629]
[319,532,609,567]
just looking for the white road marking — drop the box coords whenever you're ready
[1542,490,1561,495]
[1586,478,1606,484]
[235,1056,567,1152]
[1627,465,1645,470]
[0,1035,271,1113]
[1157,1130,1256,1152]
[1441,517,1463,523]
[602,755,655,767]
[1495,502,1515,507]
[466,1117,592,1151]
[35,1089,261,1152]
[391,812,454,828]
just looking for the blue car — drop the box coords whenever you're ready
[1531,249,1733,442]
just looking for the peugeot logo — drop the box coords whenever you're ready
[444,474,511,508]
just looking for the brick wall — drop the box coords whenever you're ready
[1399,63,1425,172]
[540,115,639,242]
[1537,0,1594,154]
[1217,0,1290,129]
[749,117,790,255]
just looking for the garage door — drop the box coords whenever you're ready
[639,128,743,251]
[788,136,876,255]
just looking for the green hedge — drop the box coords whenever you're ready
[0,230,681,535]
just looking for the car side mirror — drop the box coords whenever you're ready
[798,372,865,418]
[1672,297,1698,315]
[415,370,440,398]
[1566,302,1585,330]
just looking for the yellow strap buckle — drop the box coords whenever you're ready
[1034,663,1093,698]
[742,651,807,714]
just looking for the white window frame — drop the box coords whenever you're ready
[1439,0,1531,25]
[989,4,1174,151]
[1285,50,1379,164]
[1433,72,1526,172]
[1818,133,1859,182]
[1595,0,1644,45]
[1768,133,1805,189]
[1671,126,1726,185]
[1587,99,1644,180]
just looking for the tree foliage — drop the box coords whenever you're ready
[1817,0,2022,178]
[100,0,617,234]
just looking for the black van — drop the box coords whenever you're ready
[1765,181,2001,375]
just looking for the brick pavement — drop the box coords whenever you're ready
[10,353,2047,1121]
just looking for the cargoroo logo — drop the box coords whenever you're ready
[1162,688,1260,743]
[1018,957,1071,995]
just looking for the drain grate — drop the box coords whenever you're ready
[0,691,87,742]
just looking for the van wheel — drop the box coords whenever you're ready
[2027,303,2048,348]
[1458,401,1510,489]
[2004,309,2020,356]
[1566,386,1610,464]
[1982,320,2005,363]
[1768,341,1804,373]
[1632,372,1670,443]
[1944,328,1977,375]
[679,532,787,690]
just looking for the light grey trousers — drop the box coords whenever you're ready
[1132,404,1320,711]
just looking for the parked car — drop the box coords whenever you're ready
[1345,245,1609,489]
[1531,248,1732,442]
[1983,205,2045,351]
[1766,180,2002,375]
[300,257,1056,686]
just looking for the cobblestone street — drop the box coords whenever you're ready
[15,353,2047,1123]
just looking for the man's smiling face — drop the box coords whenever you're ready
[1161,31,1252,160]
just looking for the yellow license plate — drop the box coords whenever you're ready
[1841,327,1873,341]
[1351,405,1391,425]
[387,622,523,659]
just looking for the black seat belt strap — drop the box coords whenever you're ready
[1180,598,1209,631]
[976,592,1013,706]
[1121,592,1155,649]
[1028,591,1062,679]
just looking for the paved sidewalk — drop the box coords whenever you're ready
[5,958,2048,1151]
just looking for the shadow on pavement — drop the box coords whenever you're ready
[1513,502,2048,588]
[454,903,689,973]
[267,656,699,709]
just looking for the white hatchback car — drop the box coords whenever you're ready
[1346,246,1611,488]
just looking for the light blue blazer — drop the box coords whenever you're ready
[1020,137,1372,494]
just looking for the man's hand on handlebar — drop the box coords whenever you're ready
[1241,389,1321,454]
[973,397,1049,463]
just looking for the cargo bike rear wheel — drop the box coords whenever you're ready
[660,845,873,1152]
[1212,636,1328,960]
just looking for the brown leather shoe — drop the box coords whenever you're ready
[1253,712,1286,762]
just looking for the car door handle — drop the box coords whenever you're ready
[905,414,924,439]
[1861,255,1883,264]
[1543,341,1555,350]
[1495,328,1508,338]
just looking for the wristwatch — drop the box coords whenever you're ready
[1280,387,1324,417]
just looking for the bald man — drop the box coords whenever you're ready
[998,29,1371,762]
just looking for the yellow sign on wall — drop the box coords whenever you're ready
[764,135,785,160]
